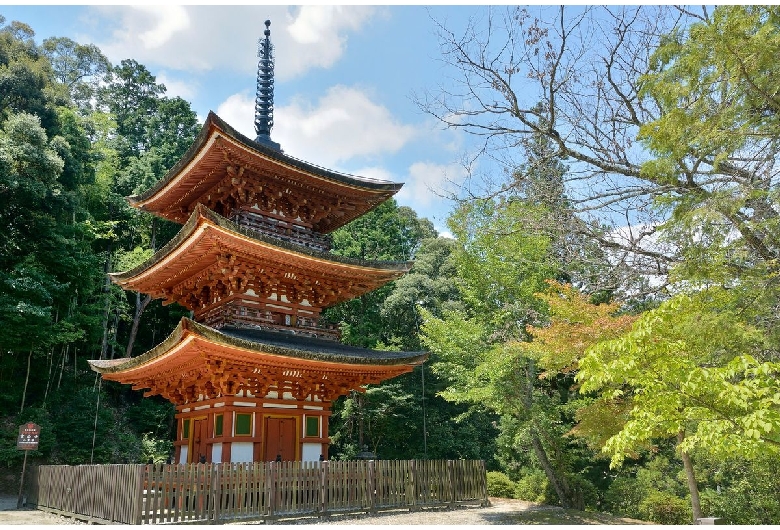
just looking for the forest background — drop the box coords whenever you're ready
[1,5,780,525]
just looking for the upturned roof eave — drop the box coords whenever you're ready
[87,317,428,375]
[109,203,413,284]
[128,112,403,209]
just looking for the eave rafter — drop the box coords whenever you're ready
[94,321,421,406]
[129,112,401,233]
[111,205,410,311]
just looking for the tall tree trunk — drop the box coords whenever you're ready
[125,219,157,357]
[43,345,55,406]
[19,349,32,414]
[56,344,68,390]
[523,358,574,508]
[125,292,151,356]
[99,250,113,360]
[678,431,703,523]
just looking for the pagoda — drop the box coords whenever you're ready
[88,21,425,464]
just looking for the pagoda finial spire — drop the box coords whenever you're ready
[254,19,280,150]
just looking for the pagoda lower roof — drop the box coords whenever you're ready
[128,112,402,232]
[110,204,412,309]
[88,318,426,404]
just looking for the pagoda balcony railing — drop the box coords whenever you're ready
[231,210,332,253]
[200,302,340,341]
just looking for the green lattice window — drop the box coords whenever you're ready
[305,416,319,437]
[235,413,252,436]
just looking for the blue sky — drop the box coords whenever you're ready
[0,4,504,237]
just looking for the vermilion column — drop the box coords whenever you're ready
[221,410,233,463]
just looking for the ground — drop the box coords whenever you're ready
[0,495,649,525]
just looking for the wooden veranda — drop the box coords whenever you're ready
[26,459,488,524]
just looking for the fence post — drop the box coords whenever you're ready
[368,460,376,514]
[407,460,417,511]
[210,463,220,523]
[268,461,277,521]
[447,460,457,508]
[133,464,145,524]
[319,461,328,518]
[478,460,489,506]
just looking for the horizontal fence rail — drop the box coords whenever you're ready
[29,459,488,524]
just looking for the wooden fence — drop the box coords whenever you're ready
[28,459,488,524]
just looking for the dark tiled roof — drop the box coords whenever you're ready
[218,325,426,363]
[88,318,427,374]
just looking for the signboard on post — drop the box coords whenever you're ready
[17,423,40,451]
[17,422,40,508]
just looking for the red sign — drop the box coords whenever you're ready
[17,423,40,451]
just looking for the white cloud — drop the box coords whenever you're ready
[216,93,255,138]
[156,72,198,103]
[283,6,375,77]
[397,161,465,231]
[395,161,466,210]
[136,6,190,49]
[273,85,417,167]
[83,5,376,80]
[215,85,418,169]
[88,6,196,62]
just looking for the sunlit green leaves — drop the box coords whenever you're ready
[578,287,779,467]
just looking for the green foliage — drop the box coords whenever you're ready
[636,5,780,298]
[330,201,435,263]
[423,179,603,510]
[514,469,552,503]
[602,455,690,521]
[325,199,497,462]
[41,36,110,112]
[578,287,780,467]
[602,476,645,520]
[696,452,780,524]
[486,471,516,498]
[638,491,691,525]
[140,433,173,464]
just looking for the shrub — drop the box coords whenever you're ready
[697,452,780,525]
[603,476,644,519]
[514,469,551,504]
[639,490,691,525]
[486,471,516,498]
[567,473,600,511]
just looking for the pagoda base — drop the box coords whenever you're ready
[174,394,330,464]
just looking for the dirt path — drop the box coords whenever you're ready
[0,495,648,525]
[0,495,76,525]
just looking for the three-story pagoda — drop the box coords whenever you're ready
[89,21,426,464]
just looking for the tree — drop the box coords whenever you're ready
[0,20,57,130]
[94,58,199,357]
[420,8,780,519]
[324,199,435,348]
[41,36,110,112]
[419,6,698,292]
[421,194,597,508]
[577,287,780,522]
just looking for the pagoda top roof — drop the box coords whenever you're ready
[87,318,426,403]
[128,112,403,232]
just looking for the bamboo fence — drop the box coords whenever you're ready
[28,459,488,524]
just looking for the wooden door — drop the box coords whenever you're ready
[264,417,296,461]
[190,418,208,463]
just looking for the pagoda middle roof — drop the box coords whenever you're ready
[110,204,412,308]
[128,112,403,233]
